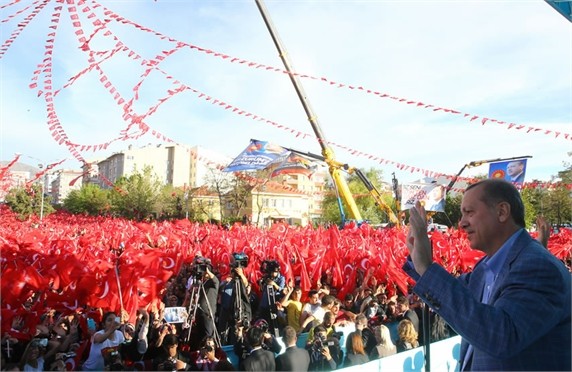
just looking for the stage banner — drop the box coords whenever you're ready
[223,139,290,172]
[401,183,446,212]
[488,159,527,184]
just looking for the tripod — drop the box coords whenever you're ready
[264,282,280,338]
[184,277,221,348]
[221,273,252,345]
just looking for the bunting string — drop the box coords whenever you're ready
[0,0,569,192]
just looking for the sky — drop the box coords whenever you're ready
[1,0,571,186]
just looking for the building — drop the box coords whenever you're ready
[274,170,328,224]
[189,145,233,188]
[219,169,329,228]
[248,182,312,227]
[96,144,192,188]
[50,169,84,204]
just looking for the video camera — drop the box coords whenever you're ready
[191,256,212,279]
[230,252,249,270]
[162,357,177,372]
[200,345,214,356]
[312,334,334,353]
[260,259,280,276]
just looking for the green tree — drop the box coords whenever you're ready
[109,166,163,221]
[319,167,396,225]
[63,183,110,215]
[432,192,462,227]
[223,176,253,221]
[5,184,54,220]
[156,185,185,220]
[543,185,572,226]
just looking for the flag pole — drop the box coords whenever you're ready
[114,262,125,314]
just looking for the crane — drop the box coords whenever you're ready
[254,0,399,226]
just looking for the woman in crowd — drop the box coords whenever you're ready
[18,339,46,371]
[343,332,369,367]
[82,311,125,371]
[396,319,419,352]
[370,324,396,359]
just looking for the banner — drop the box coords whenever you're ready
[401,183,446,212]
[488,159,527,184]
[223,139,289,172]
[270,152,318,178]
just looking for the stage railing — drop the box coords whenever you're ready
[222,328,462,371]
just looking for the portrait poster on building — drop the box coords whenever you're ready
[401,183,446,212]
[488,159,527,185]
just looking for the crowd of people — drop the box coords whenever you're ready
[1,179,570,371]
[1,248,456,371]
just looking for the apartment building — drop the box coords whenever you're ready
[96,144,192,188]
[50,169,84,204]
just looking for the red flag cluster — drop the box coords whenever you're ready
[2,205,571,336]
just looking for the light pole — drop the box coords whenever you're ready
[38,164,45,221]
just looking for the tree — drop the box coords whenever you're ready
[109,166,163,221]
[319,167,396,225]
[5,184,54,220]
[203,168,232,222]
[63,183,110,215]
[222,176,253,221]
[432,192,462,227]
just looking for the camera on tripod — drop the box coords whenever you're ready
[260,259,280,276]
[230,252,249,271]
[191,256,212,279]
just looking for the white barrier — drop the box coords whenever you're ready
[224,332,461,371]
[340,335,461,372]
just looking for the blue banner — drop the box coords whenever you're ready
[270,153,317,178]
[488,159,527,184]
[223,139,289,172]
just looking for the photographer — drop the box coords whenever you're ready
[218,253,253,345]
[192,343,219,371]
[153,334,191,371]
[306,325,342,371]
[185,256,219,350]
[257,260,286,336]
[240,326,276,371]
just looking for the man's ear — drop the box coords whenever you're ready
[497,201,511,223]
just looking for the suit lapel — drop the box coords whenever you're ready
[488,231,530,303]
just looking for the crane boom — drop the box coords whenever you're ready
[255,0,399,225]
[254,0,363,222]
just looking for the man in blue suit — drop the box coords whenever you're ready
[405,179,571,371]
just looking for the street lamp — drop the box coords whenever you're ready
[38,164,45,221]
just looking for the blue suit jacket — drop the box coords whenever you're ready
[404,231,571,371]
